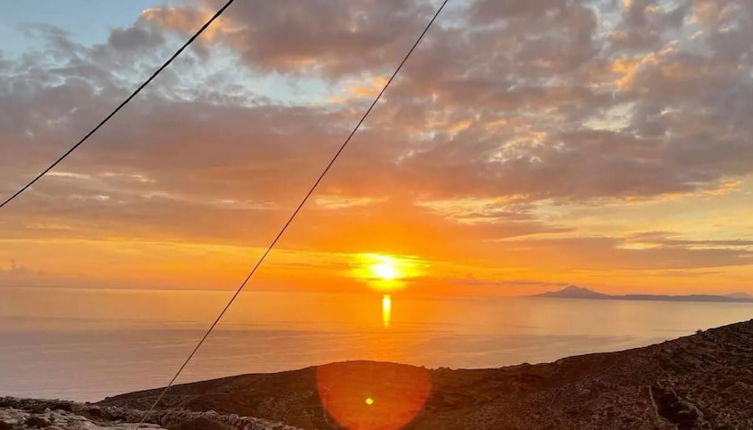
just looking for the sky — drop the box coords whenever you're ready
[2,0,753,296]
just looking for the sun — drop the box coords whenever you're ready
[371,256,399,281]
[351,253,425,292]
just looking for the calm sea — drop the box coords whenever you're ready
[1,286,751,401]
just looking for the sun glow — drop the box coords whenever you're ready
[351,253,425,293]
[371,256,400,281]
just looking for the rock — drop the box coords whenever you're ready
[0,397,301,430]
[167,417,233,430]
[650,384,707,429]
[23,416,50,428]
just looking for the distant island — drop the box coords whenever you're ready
[535,285,753,303]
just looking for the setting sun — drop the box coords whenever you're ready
[371,256,399,281]
[350,253,425,293]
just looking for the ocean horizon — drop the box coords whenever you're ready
[2,286,751,401]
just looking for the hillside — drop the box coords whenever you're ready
[100,319,753,429]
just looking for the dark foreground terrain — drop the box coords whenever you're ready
[0,397,301,430]
[95,319,753,429]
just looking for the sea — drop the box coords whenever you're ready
[1,286,751,401]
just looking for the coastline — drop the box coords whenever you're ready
[5,318,753,429]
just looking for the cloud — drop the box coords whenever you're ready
[143,0,436,78]
[2,0,753,288]
[6,0,753,205]
[315,194,388,210]
[626,231,753,249]
[493,235,753,270]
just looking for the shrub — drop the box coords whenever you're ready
[25,416,51,428]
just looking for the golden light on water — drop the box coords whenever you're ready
[348,254,426,329]
[382,294,392,328]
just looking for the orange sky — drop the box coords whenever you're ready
[2,0,753,296]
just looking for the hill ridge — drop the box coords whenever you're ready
[535,285,753,303]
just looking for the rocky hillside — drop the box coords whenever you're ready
[100,319,753,430]
[0,397,301,430]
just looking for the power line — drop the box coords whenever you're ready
[137,0,450,423]
[0,0,236,210]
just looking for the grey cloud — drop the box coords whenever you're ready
[106,25,165,53]
[4,0,753,205]
[495,235,753,270]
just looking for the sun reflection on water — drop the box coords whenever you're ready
[382,294,392,328]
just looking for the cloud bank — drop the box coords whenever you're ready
[2,0,753,292]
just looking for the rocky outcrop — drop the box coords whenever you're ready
[0,401,163,429]
[0,398,302,430]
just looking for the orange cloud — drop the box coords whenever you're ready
[3,0,753,297]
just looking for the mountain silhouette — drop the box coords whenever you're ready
[535,285,753,303]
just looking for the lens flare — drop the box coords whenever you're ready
[317,361,431,430]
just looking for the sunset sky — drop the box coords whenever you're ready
[2,0,753,296]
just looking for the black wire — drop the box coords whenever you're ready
[0,0,236,210]
[137,0,450,423]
